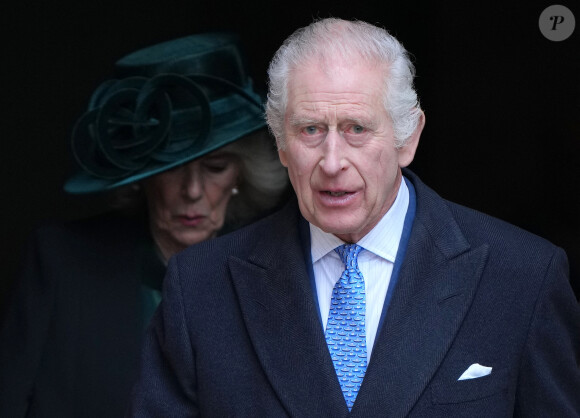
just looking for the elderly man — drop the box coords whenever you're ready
[128,18,579,417]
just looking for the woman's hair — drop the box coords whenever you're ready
[221,129,289,228]
[110,129,289,229]
[266,18,422,149]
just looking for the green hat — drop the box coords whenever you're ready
[64,32,265,194]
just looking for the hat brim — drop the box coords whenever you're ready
[64,111,266,194]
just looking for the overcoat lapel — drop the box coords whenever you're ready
[229,203,349,417]
[352,173,489,417]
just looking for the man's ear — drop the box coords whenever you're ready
[278,149,289,167]
[397,110,425,168]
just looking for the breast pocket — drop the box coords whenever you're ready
[430,367,509,404]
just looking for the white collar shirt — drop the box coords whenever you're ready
[310,179,409,361]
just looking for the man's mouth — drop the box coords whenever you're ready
[325,191,349,197]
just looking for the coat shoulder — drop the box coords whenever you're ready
[33,212,146,247]
[406,169,564,269]
[446,199,563,268]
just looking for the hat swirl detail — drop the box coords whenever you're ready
[71,73,257,180]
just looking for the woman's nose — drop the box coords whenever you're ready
[181,166,203,200]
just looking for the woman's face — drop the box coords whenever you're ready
[143,150,240,261]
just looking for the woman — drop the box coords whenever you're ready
[0,33,288,417]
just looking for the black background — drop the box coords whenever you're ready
[1,0,578,310]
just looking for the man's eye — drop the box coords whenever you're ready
[303,126,318,135]
[351,125,364,134]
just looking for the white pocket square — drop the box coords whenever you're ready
[458,363,493,381]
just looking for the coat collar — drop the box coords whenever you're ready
[229,171,488,416]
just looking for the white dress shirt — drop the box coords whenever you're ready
[310,179,409,361]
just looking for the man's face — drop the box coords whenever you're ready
[279,58,422,243]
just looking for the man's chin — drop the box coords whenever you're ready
[317,221,365,242]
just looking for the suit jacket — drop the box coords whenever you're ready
[0,213,165,417]
[128,170,580,417]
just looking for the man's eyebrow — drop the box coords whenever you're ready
[288,114,378,130]
[288,114,321,127]
[342,116,369,125]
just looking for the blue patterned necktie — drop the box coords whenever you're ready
[325,244,367,411]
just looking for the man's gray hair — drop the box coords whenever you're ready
[266,18,422,149]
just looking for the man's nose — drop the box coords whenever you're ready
[319,130,347,176]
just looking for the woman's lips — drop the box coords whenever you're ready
[177,215,205,227]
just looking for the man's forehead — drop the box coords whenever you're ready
[286,80,384,121]
[289,100,374,119]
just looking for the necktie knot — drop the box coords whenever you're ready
[335,244,363,269]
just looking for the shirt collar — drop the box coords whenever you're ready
[310,178,409,263]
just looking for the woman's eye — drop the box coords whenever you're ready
[204,164,228,173]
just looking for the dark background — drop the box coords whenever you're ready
[1,0,578,310]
